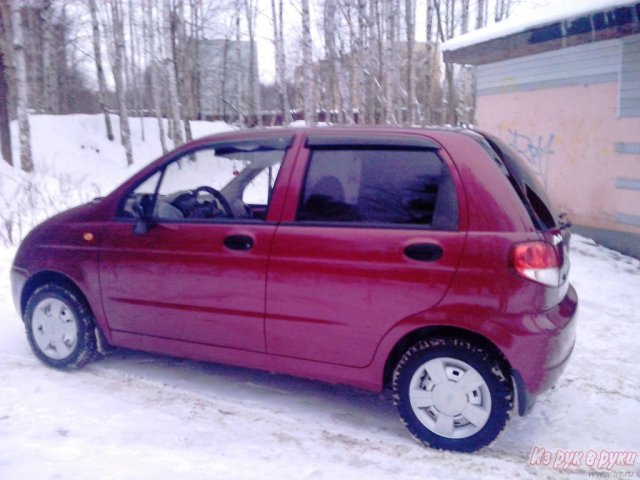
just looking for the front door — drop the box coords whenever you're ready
[99,139,290,352]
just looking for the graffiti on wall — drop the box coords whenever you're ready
[504,129,555,190]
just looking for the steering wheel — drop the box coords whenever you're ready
[192,186,233,218]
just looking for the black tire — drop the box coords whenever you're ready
[392,336,513,452]
[24,283,97,369]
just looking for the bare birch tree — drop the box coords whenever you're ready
[434,0,457,124]
[0,4,12,165]
[495,0,511,22]
[476,0,488,29]
[422,0,435,124]
[244,0,261,126]
[271,0,290,124]
[89,0,114,141]
[11,1,33,172]
[323,0,350,123]
[127,0,145,141]
[0,50,9,165]
[468,0,489,124]
[110,0,133,165]
[384,0,399,124]
[162,0,182,145]
[461,0,469,34]
[41,2,58,113]
[234,0,244,125]
[353,0,367,123]
[175,2,193,141]
[301,0,314,125]
[405,0,416,125]
[146,0,167,153]
[366,0,381,124]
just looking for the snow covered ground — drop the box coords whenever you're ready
[0,115,638,479]
[1,236,638,479]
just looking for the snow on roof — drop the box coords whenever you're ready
[442,0,637,51]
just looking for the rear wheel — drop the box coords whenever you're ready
[393,337,513,452]
[25,283,97,369]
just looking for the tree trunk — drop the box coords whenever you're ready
[354,0,367,124]
[434,0,457,125]
[384,0,398,125]
[163,0,182,146]
[366,0,381,124]
[423,0,435,125]
[245,0,261,127]
[11,2,33,172]
[234,0,244,125]
[175,1,192,142]
[476,0,487,29]
[146,0,167,154]
[0,35,12,166]
[405,0,416,125]
[271,0,290,124]
[41,2,58,114]
[301,0,314,125]
[323,0,350,124]
[89,0,114,141]
[461,0,469,34]
[111,0,133,165]
[495,0,511,22]
[221,38,230,121]
[127,0,144,141]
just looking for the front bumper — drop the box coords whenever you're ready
[10,265,28,317]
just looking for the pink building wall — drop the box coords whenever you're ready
[476,82,640,236]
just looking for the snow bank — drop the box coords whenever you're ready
[0,114,233,245]
[442,0,636,51]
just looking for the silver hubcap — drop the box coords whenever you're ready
[32,298,78,360]
[409,357,491,439]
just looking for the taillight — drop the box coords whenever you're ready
[510,241,560,287]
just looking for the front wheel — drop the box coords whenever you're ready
[24,283,97,369]
[393,337,513,452]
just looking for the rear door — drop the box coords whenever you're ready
[265,134,467,367]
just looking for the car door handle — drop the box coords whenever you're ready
[224,234,254,251]
[404,243,443,262]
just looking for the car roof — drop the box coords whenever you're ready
[192,125,479,146]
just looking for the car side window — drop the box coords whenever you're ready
[296,148,458,230]
[119,147,284,222]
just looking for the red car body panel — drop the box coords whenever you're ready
[99,222,275,352]
[11,127,578,411]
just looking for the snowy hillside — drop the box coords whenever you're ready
[0,115,638,479]
[0,114,233,246]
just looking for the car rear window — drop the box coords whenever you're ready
[475,132,561,231]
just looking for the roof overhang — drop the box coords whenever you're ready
[443,1,640,65]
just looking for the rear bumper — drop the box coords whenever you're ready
[508,283,578,415]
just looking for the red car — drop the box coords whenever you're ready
[11,127,577,452]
